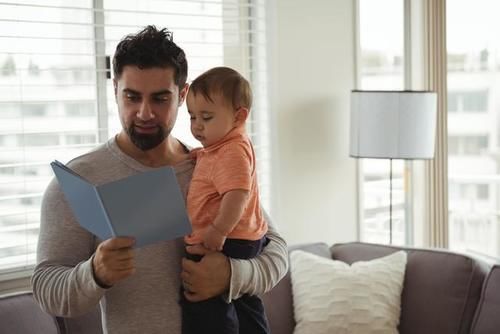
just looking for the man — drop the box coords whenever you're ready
[31,25,288,334]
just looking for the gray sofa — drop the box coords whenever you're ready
[261,242,500,334]
[1,242,499,334]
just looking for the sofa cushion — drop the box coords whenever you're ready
[471,265,500,334]
[262,242,331,334]
[331,242,489,334]
[290,250,407,334]
[0,292,60,334]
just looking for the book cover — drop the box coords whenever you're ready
[50,160,192,247]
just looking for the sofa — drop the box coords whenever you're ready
[261,242,500,334]
[1,242,499,334]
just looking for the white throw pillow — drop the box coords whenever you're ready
[290,250,407,334]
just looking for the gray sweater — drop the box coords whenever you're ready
[32,138,288,334]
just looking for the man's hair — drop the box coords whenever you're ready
[112,25,188,87]
[189,67,252,110]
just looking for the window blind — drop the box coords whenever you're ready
[0,0,271,276]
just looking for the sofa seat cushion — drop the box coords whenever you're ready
[290,249,407,334]
[471,265,500,334]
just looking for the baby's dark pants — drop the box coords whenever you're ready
[180,237,270,334]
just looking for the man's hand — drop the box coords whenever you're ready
[92,237,136,287]
[203,225,226,251]
[181,244,231,302]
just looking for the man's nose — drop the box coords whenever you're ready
[137,102,154,120]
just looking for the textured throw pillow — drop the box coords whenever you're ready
[290,250,407,334]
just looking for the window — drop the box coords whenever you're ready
[448,135,489,155]
[448,90,488,113]
[358,0,406,245]
[65,134,97,145]
[447,0,500,260]
[65,102,95,117]
[22,104,48,117]
[463,90,488,112]
[0,0,270,276]
[19,134,60,147]
[477,184,489,200]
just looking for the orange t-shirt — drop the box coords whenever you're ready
[184,126,267,245]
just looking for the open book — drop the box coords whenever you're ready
[50,160,191,247]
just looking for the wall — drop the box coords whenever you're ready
[269,0,358,245]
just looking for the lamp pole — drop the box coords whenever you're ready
[389,158,393,244]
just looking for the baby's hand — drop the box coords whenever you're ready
[203,225,226,251]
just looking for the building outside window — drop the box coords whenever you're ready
[447,0,500,261]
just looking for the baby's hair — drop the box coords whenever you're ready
[189,67,252,110]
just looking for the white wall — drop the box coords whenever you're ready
[270,0,358,245]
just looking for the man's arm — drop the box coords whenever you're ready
[31,178,106,317]
[182,211,288,302]
[226,220,288,301]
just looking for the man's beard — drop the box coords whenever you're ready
[127,124,169,151]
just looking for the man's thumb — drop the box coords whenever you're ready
[185,244,211,256]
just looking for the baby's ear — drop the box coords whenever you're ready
[235,107,249,126]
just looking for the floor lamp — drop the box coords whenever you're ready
[349,90,437,244]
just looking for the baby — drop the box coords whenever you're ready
[181,66,269,334]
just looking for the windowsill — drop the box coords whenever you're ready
[0,269,33,296]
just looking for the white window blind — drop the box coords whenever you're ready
[0,0,270,276]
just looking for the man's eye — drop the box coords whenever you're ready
[154,97,169,103]
[126,95,140,101]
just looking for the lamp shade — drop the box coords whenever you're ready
[350,90,437,159]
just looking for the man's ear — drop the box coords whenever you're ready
[179,83,189,106]
[113,79,118,100]
[234,107,249,126]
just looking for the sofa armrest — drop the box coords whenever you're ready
[471,264,500,334]
[0,291,60,333]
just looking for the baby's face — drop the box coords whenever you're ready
[186,91,239,147]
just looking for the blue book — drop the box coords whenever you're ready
[50,160,192,247]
